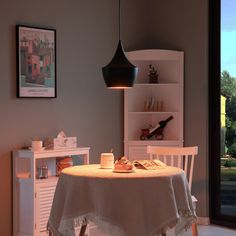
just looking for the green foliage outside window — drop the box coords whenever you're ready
[221,70,236,157]
[224,159,236,167]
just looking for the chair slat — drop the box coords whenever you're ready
[171,155,174,166]
[149,153,153,160]
[189,155,195,191]
[177,156,181,168]
[164,156,167,164]
[184,155,188,177]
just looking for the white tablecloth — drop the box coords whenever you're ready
[48,164,196,236]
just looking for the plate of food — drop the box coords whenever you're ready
[113,156,134,173]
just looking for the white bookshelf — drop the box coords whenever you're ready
[124,49,184,160]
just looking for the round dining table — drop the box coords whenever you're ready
[48,164,196,236]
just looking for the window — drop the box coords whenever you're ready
[210,0,236,227]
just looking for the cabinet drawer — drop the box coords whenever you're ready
[36,181,57,232]
[127,142,182,161]
[128,146,149,161]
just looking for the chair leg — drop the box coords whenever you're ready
[191,222,198,236]
[48,226,53,236]
[79,224,87,236]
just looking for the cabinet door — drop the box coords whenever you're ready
[128,144,181,161]
[35,180,57,235]
[128,146,149,161]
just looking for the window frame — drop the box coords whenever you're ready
[209,0,236,227]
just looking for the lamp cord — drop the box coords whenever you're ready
[119,0,121,40]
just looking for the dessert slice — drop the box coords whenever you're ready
[114,156,133,170]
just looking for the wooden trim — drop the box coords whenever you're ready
[211,219,236,229]
[209,0,236,226]
[209,0,221,222]
[197,217,210,225]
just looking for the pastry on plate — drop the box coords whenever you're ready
[114,156,133,170]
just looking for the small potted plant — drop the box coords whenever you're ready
[148,64,158,83]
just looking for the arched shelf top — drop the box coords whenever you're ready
[125,49,184,61]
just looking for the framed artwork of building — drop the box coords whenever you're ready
[16,25,56,98]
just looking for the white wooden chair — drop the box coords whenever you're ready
[147,146,198,236]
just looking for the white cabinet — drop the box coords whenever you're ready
[13,147,90,236]
[124,50,184,160]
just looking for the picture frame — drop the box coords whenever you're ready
[16,25,57,98]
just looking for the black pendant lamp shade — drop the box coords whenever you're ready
[102,0,138,89]
[102,40,138,88]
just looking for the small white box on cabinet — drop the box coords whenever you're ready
[53,137,77,149]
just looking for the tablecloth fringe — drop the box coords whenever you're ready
[58,213,125,236]
[174,209,197,236]
[152,209,196,236]
[52,209,196,236]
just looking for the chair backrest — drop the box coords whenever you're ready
[147,146,198,191]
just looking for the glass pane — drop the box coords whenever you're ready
[221,0,236,217]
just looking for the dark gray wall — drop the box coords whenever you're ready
[149,0,209,217]
[0,0,148,235]
[0,0,209,234]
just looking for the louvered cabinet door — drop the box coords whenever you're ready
[35,179,58,235]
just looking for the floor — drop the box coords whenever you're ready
[183,224,236,236]
[92,224,236,236]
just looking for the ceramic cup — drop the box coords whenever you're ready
[100,153,114,169]
[31,140,43,151]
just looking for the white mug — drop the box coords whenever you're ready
[31,140,43,151]
[100,153,114,169]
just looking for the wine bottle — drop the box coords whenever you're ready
[147,116,173,139]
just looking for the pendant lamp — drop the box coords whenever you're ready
[102,0,138,89]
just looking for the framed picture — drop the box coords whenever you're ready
[16,25,56,98]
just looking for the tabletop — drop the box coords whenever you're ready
[48,164,196,236]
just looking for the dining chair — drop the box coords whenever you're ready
[147,146,198,236]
